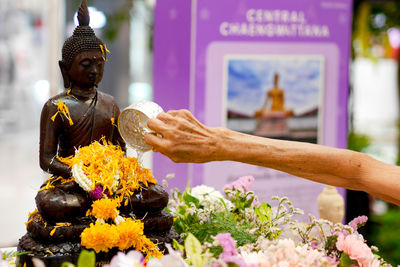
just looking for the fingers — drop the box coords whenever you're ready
[167,109,196,121]
[164,109,205,130]
[147,117,169,133]
[144,132,164,151]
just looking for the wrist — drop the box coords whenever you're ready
[211,127,238,161]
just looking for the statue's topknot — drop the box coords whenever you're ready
[61,0,104,70]
[77,0,90,26]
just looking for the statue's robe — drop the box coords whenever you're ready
[58,91,124,158]
[36,91,124,221]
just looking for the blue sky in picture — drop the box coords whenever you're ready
[227,56,324,117]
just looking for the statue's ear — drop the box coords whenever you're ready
[59,61,70,88]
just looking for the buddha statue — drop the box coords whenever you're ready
[34,0,126,223]
[266,73,285,112]
[254,73,293,136]
[255,73,293,117]
[17,1,177,266]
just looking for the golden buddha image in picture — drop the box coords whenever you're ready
[255,73,293,117]
[254,73,293,136]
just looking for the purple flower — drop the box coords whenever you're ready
[224,176,255,192]
[311,241,319,249]
[348,215,368,231]
[89,185,105,200]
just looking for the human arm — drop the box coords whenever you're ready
[39,100,72,177]
[144,109,400,205]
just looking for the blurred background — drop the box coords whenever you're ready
[0,0,399,264]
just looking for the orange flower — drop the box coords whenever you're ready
[91,198,119,220]
[58,139,157,201]
[81,222,118,253]
[116,218,144,250]
[51,100,73,126]
[80,218,162,257]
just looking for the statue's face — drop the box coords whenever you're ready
[274,74,279,85]
[68,50,105,88]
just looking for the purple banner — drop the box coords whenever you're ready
[154,0,352,218]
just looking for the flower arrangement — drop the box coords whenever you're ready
[34,172,390,266]
[80,218,162,258]
[160,175,388,266]
[57,139,161,258]
[59,138,156,204]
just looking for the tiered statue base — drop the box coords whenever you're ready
[17,183,179,266]
[17,233,81,267]
[17,228,181,267]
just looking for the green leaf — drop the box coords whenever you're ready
[61,262,75,267]
[184,233,203,267]
[77,250,95,267]
[339,253,357,267]
[16,251,32,257]
[163,207,172,212]
[183,193,200,207]
[173,239,185,253]
[254,203,272,222]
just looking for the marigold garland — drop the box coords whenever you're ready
[80,219,162,258]
[58,139,161,258]
[81,221,119,253]
[58,138,157,200]
[115,218,145,251]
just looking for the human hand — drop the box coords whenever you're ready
[144,109,221,163]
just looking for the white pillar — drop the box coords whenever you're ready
[47,0,65,96]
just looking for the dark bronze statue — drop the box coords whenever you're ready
[35,0,125,223]
[40,4,125,179]
[17,2,177,266]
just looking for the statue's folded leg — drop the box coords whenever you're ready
[35,181,90,222]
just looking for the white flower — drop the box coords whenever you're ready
[104,251,144,267]
[146,258,163,267]
[240,251,269,266]
[160,244,189,267]
[190,185,233,212]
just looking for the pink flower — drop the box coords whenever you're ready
[89,185,111,200]
[216,233,238,257]
[224,176,255,192]
[216,233,246,267]
[336,233,377,266]
[348,215,368,231]
[105,250,144,267]
[89,185,105,200]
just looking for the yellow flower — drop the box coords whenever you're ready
[80,218,162,257]
[116,218,144,250]
[81,222,118,253]
[51,100,73,126]
[58,139,157,201]
[25,209,38,226]
[143,237,163,259]
[91,198,120,220]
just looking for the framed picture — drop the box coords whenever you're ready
[224,54,325,144]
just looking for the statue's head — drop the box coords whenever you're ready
[273,73,279,86]
[59,0,106,89]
